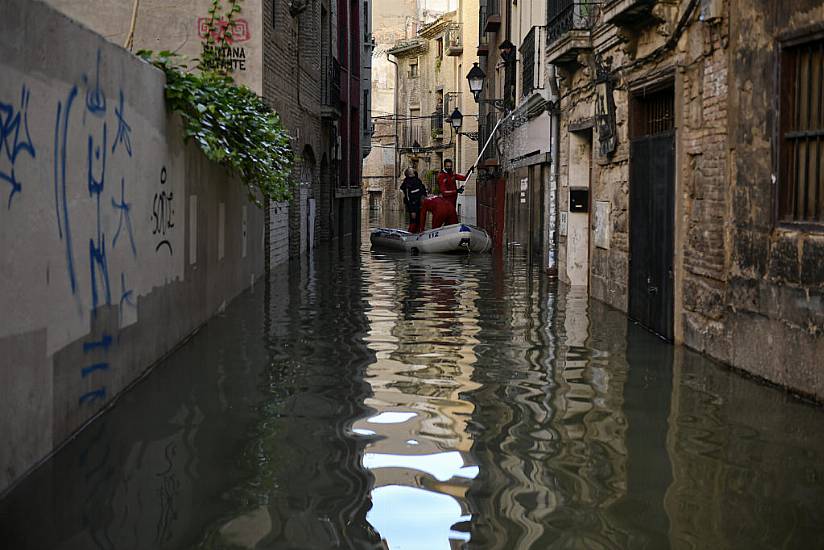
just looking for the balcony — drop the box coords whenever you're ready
[431,111,444,140]
[477,5,490,56]
[445,23,463,56]
[399,122,425,151]
[520,26,546,97]
[601,0,659,26]
[478,112,500,166]
[547,0,601,67]
[321,56,341,118]
[483,0,501,34]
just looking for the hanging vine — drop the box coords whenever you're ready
[139,51,294,205]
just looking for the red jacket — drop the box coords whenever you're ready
[437,170,467,207]
[420,196,458,229]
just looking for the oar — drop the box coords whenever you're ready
[460,115,506,190]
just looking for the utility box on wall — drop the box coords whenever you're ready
[569,188,590,213]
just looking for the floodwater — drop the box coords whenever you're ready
[2,214,824,550]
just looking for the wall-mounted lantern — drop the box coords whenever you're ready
[594,57,617,157]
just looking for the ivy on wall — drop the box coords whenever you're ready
[136,0,295,206]
[140,51,293,205]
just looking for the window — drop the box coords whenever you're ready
[437,37,444,58]
[409,60,419,78]
[779,37,824,224]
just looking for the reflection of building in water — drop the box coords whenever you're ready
[664,348,824,548]
[357,253,484,547]
[466,261,633,548]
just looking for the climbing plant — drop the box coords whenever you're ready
[139,51,293,205]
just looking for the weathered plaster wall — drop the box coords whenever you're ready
[0,0,265,494]
[44,0,264,94]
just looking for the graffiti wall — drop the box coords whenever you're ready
[0,0,265,495]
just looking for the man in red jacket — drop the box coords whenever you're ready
[419,195,458,231]
[437,159,473,210]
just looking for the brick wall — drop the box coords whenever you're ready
[263,0,328,256]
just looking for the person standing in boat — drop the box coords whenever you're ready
[400,168,427,233]
[419,195,458,231]
[437,159,473,211]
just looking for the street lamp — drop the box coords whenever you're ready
[466,62,485,101]
[449,107,463,130]
[448,107,478,141]
[465,62,507,111]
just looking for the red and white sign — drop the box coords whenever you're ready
[197,18,251,44]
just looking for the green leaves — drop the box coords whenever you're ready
[145,53,294,207]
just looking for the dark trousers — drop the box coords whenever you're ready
[407,207,422,233]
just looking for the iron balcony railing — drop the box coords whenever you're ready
[478,112,498,161]
[445,23,463,55]
[321,56,341,108]
[478,5,490,48]
[431,111,444,136]
[521,27,536,97]
[547,0,601,44]
[400,121,425,149]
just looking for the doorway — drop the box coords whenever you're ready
[629,86,675,340]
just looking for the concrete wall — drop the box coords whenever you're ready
[0,0,265,494]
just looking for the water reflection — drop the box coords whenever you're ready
[355,249,485,549]
[0,216,822,549]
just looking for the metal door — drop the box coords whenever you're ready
[629,88,675,340]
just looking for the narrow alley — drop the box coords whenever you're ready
[3,1,824,548]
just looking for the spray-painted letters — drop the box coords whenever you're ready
[0,85,37,209]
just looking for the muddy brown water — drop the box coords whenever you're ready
[1,215,823,549]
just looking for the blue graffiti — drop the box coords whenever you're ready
[119,272,135,325]
[112,178,136,256]
[87,123,110,312]
[86,124,107,195]
[79,387,107,405]
[82,333,113,352]
[112,90,132,157]
[0,85,37,209]
[54,88,79,293]
[81,362,110,378]
[84,50,106,117]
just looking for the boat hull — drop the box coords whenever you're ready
[370,224,492,254]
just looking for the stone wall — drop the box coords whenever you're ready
[0,0,266,494]
[554,0,824,400]
[709,0,824,398]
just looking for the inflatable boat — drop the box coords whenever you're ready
[370,223,492,254]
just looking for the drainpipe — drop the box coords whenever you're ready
[546,63,560,276]
[387,53,400,196]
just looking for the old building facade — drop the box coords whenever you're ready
[549,0,824,400]
[475,0,556,257]
[388,4,481,223]
[362,0,419,209]
[364,1,480,222]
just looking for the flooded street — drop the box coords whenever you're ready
[2,216,823,550]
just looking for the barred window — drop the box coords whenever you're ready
[779,37,824,224]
